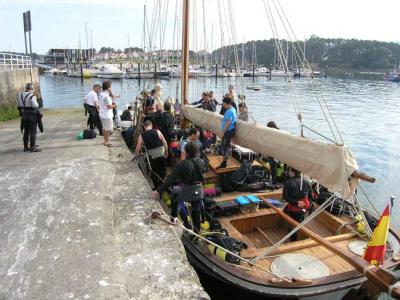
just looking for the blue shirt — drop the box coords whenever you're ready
[221,107,237,131]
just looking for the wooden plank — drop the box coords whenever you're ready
[208,155,241,174]
[256,226,274,245]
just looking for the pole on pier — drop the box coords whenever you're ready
[138,62,141,81]
[215,63,218,81]
[252,64,255,79]
[80,61,83,82]
[154,62,157,79]
[269,64,272,80]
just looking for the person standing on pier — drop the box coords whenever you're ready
[84,84,103,135]
[216,97,237,169]
[17,83,41,152]
[98,81,116,147]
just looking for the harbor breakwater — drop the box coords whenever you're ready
[0,68,40,121]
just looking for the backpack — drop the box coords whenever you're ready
[83,129,97,139]
[230,160,252,187]
[199,150,209,172]
[218,174,234,192]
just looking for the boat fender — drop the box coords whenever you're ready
[355,214,366,235]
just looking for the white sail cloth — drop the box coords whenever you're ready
[182,106,359,198]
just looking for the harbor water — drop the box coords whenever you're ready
[39,74,400,228]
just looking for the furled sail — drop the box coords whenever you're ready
[182,105,359,198]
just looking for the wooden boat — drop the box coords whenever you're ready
[135,1,400,299]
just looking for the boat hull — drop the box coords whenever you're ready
[182,234,365,300]
[96,73,123,79]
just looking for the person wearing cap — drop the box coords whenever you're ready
[17,83,41,152]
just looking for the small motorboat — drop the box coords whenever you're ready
[96,64,124,79]
[246,85,261,91]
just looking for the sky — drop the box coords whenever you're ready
[1,0,399,55]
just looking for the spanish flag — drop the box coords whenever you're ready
[363,201,391,266]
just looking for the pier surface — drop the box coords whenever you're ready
[0,109,209,300]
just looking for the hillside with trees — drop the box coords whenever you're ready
[212,36,400,71]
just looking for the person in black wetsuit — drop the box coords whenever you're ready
[159,102,175,144]
[152,142,206,233]
[283,167,313,241]
[17,83,41,152]
[134,120,168,188]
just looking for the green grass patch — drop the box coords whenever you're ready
[0,106,20,122]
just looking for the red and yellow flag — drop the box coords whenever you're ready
[363,202,391,266]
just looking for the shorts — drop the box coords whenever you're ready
[101,117,113,132]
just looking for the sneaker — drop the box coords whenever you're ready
[24,147,30,152]
[30,148,42,153]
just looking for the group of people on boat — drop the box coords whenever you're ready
[127,83,311,238]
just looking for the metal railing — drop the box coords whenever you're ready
[0,53,32,70]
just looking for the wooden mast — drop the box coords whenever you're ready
[180,0,190,128]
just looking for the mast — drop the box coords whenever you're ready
[85,22,89,60]
[181,0,190,107]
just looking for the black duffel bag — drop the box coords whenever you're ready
[83,128,97,139]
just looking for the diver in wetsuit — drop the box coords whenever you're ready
[17,83,41,152]
[152,142,206,233]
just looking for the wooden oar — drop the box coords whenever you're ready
[260,197,400,298]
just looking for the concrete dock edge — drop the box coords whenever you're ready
[0,109,209,300]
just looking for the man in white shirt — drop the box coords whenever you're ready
[17,83,41,152]
[98,81,116,146]
[84,84,102,134]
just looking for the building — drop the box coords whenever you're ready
[43,48,96,66]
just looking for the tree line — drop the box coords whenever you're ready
[212,36,400,71]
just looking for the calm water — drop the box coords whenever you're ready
[39,74,400,228]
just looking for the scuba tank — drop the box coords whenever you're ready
[205,234,247,264]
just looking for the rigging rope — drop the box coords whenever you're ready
[262,0,302,131]
[272,0,344,145]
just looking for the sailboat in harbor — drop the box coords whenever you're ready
[135,1,400,299]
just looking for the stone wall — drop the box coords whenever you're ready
[0,68,40,109]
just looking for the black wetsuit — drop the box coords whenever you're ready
[157,157,206,232]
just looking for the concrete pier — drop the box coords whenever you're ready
[0,109,209,300]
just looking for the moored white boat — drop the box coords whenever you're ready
[96,64,124,79]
